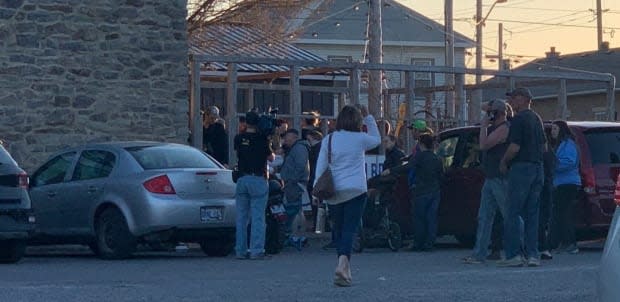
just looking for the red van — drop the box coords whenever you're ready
[389,122,620,246]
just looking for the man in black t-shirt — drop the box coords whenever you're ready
[233,111,274,260]
[499,87,546,267]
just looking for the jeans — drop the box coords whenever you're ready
[235,175,269,257]
[550,184,580,249]
[413,191,441,249]
[504,162,544,260]
[331,193,367,259]
[472,178,509,260]
[284,203,301,235]
[538,179,553,252]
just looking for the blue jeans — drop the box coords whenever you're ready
[284,203,301,235]
[472,178,509,260]
[414,191,441,249]
[235,175,269,257]
[504,162,544,260]
[331,193,367,259]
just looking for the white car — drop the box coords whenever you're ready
[598,175,620,301]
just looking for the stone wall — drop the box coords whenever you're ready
[0,0,189,172]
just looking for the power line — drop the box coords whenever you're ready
[483,18,620,30]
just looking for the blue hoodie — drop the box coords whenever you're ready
[553,139,581,187]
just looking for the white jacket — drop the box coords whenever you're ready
[314,115,381,205]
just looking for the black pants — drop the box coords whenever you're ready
[538,180,553,251]
[550,184,580,249]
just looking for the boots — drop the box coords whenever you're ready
[334,255,352,287]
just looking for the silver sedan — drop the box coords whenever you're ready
[29,142,236,259]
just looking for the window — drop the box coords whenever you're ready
[72,150,116,181]
[585,129,620,164]
[460,133,481,169]
[126,145,220,170]
[32,152,76,186]
[0,145,17,166]
[437,136,459,170]
[594,111,608,121]
[411,58,434,89]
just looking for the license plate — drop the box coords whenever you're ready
[200,207,223,222]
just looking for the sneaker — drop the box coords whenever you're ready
[527,257,541,267]
[497,256,524,267]
[249,253,272,260]
[540,250,553,260]
[565,245,579,254]
[462,256,484,264]
[486,250,502,261]
[235,252,249,260]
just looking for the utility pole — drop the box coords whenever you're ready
[597,0,603,50]
[445,0,455,119]
[498,23,503,70]
[473,0,483,122]
[368,0,383,120]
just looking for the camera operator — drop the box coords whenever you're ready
[233,111,275,260]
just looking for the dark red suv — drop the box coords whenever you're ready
[389,122,620,245]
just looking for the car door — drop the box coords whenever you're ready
[63,149,117,234]
[29,152,77,235]
[438,129,485,236]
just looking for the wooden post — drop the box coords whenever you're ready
[290,65,301,130]
[444,0,455,118]
[608,78,617,121]
[558,79,568,119]
[455,73,466,126]
[227,63,238,167]
[350,68,360,105]
[247,88,254,111]
[368,0,383,118]
[190,57,203,149]
[405,71,415,152]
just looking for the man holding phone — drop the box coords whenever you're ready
[462,99,511,263]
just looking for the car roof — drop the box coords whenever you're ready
[439,121,620,136]
[45,141,190,158]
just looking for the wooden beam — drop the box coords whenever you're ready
[405,71,415,152]
[200,82,348,94]
[608,78,617,121]
[227,63,238,167]
[350,68,360,105]
[190,57,203,149]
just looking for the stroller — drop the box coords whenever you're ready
[361,174,403,251]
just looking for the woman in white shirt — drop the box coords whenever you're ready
[314,105,381,287]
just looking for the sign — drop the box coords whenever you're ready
[365,155,385,179]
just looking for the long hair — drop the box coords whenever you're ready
[551,120,574,149]
[335,105,363,132]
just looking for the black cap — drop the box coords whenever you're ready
[506,87,533,99]
[285,129,300,136]
[246,111,259,126]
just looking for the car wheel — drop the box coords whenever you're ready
[455,234,476,248]
[200,238,234,257]
[0,240,26,264]
[95,208,137,260]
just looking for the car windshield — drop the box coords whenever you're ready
[584,128,620,165]
[0,144,17,166]
[126,145,220,170]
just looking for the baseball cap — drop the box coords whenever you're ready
[505,87,533,99]
[407,119,427,130]
[484,99,508,112]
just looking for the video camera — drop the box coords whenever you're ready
[254,107,279,137]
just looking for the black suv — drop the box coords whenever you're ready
[0,142,35,263]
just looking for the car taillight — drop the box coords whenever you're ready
[615,175,620,206]
[143,175,176,194]
[18,172,29,189]
[581,167,597,195]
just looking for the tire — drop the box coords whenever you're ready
[200,238,234,257]
[387,222,403,252]
[95,208,137,260]
[0,240,26,264]
[455,234,476,248]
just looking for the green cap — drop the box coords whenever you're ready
[408,119,427,130]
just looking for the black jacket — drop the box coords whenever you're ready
[384,147,406,170]
[203,122,229,165]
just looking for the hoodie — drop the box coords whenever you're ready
[553,139,581,187]
[280,139,310,203]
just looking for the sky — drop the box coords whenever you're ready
[397,0,620,68]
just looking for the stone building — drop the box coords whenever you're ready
[0,0,189,171]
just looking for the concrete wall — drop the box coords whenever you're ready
[0,0,189,172]
[533,92,620,121]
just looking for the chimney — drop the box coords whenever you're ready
[600,41,610,52]
[545,47,560,59]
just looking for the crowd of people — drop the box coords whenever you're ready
[199,86,583,286]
